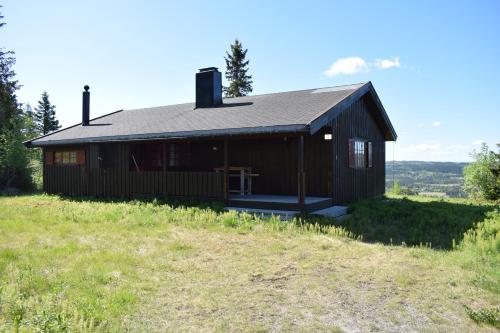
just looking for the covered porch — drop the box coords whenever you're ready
[210,128,333,212]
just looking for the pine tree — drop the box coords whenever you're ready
[223,39,253,98]
[34,91,60,135]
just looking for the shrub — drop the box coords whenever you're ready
[463,143,500,200]
[459,209,500,255]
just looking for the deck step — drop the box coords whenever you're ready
[310,206,348,218]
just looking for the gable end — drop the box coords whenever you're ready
[308,82,397,141]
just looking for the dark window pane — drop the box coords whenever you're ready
[130,143,163,172]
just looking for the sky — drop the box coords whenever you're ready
[2,0,499,162]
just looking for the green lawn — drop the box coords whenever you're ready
[0,194,498,332]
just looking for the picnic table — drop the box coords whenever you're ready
[213,166,259,195]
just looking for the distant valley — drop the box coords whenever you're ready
[385,161,468,197]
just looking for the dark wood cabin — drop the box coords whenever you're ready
[25,68,397,212]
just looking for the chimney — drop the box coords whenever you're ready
[82,85,90,126]
[195,67,222,108]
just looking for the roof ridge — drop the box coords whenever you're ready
[124,82,369,112]
[220,82,368,100]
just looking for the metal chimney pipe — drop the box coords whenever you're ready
[82,85,90,126]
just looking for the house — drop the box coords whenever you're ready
[25,67,397,212]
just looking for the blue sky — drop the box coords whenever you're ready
[2,0,499,161]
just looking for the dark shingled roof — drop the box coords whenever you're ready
[26,82,396,146]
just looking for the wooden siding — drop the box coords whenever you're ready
[304,127,333,196]
[225,130,332,197]
[44,165,88,196]
[43,142,224,200]
[331,95,386,203]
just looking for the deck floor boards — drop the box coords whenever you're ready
[227,194,333,213]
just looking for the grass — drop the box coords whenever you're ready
[341,195,496,249]
[0,194,498,332]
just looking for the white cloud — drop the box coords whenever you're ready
[324,56,402,76]
[417,122,424,127]
[374,57,401,69]
[472,140,485,145]
[324,57,368,76]
[432,121,441,127]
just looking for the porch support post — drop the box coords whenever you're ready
[42,147,46,193]
[297,135,305,204]
[223,139,229,201]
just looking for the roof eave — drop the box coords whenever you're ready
[27,124,309,147]
[24,109,125,148]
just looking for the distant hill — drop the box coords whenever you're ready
[385,161,469,197]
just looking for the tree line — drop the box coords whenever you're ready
[0,8,60,190]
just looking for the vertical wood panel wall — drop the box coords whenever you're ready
[43,143,224,200]
[331,95,386,204]
[304,127,333,196]
[229,138,298,195]
[226,131,332,197]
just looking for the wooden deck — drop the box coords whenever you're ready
[227,194,333,213]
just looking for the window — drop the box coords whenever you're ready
[130,143,163,172]
[168,142,191,169]
[46,150,85,165]
[168,143,179,167]
[70,151,77,164]
[349,139,372,168]
[355,140,365,168]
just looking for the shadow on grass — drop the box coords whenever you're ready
[311,196,496,249]
[5,191,495,250]
[54,193,227,213]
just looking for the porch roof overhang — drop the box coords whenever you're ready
[24,124,309,147]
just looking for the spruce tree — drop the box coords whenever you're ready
[223,39,253,98]
[34,91,60,135]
